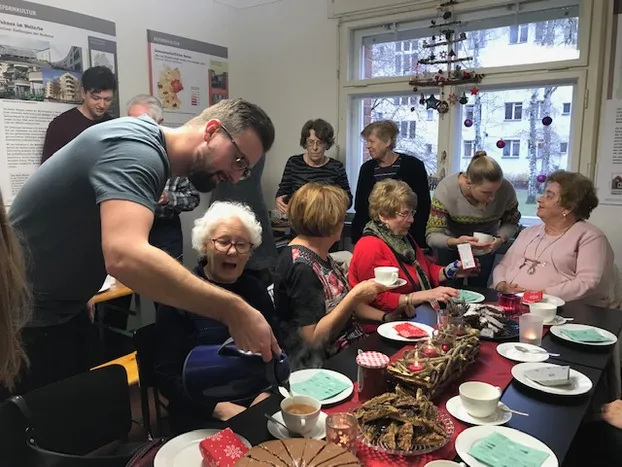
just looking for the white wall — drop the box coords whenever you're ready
[229,0,340,205]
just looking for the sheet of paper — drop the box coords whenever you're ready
[290,371,351,401]
[560,328,611,343]
[468,432,550,467]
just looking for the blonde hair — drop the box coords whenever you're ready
[361,120,399,149]
[465,151,504,184]
[0,189,31,390]
[369,179,418,221]
[288,183,349,237]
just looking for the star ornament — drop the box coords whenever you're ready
[448,93,458,105]
[470,86,479,95]
[425,94,440,110]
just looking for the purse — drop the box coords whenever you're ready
[124,438,168,467]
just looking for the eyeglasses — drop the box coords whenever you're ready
[220,125,251,180]
[306,139,326,148]
[396,209,416,219]
[212,238,253,254]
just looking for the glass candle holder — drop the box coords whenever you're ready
[498,293,522,315]
[519,313,545,346]
[326,413,359,455]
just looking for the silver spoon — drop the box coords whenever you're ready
[515,345,559,357]
[500,405,529,417]
[264,413,303,438]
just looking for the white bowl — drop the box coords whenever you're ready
[529,302,557,322]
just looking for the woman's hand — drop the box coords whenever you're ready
[351,279,387,303]
[422,286,460,303]
[496,281,525,294]
[447,235,479,248]
[385,308,407,322]
[601,400,622,429]
[275,195,288,214]
[443,260,480,280]
[479,236,505,255]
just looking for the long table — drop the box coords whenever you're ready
[227,288,622,465]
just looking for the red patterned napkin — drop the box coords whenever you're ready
[199,428,249,467]
[393,323,430,339]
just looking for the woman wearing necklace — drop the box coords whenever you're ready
[426,151,521,287]
[275,119,352,214]
[492,171,613,306]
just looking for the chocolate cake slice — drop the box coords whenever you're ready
[236,440,361,466]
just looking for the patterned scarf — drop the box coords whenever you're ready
[363,220,432,291]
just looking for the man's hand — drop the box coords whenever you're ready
[158,192,169,205]
[86,298,96,323]
[227,298,281,362]
[275,195,288,214]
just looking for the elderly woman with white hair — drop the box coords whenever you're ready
[154,201,277,433]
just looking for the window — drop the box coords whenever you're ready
[426,143,433,155]
[464,105,475,121]
[399,121,408,137]
[560,142,568,153]
[509,24,529,44]
[426,109,434,121]
[409,121,416,139]
[503,140,521,158]
[504,102,523,120]
[562,102,571,115]
[463,140,475,158]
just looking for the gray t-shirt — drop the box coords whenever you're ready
[10,115,169,327]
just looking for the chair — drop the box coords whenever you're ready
[0,399,31,466]
[133,323,168,440]
[8,365,135,467]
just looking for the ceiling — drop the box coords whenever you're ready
[214,0,283,9]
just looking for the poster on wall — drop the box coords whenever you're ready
[596,0,622,204]
[0,0,118,206]
[147,30,228,128]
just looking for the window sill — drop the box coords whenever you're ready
[500,156,520,159]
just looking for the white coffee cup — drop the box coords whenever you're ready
[374,266,399,285]
[473,232,494,244]
[529,302,557,323]
[424,461,462,467]
[280,395,321,435]
[459,381,501,418]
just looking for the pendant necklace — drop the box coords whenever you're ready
[518,224,573,275]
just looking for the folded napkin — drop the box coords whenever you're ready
[468,431,550,467]
[560,328,611,343]
[290,371,351,401]
[393,323,429,339]
[199,428,249,467]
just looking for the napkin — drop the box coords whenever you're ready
[199,428,249,467]
[468,431,550,467]
[393,322,429,338]
[560,328,611,343]
[290,371,351,401]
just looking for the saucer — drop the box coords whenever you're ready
[373,278,407,289]
[267,411,327,440]
[445,396,512,426]
[544,315,567,326]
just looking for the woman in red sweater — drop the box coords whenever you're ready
[349,179,474,329]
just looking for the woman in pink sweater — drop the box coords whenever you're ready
[492,171,613,306]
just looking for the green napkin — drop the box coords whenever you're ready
[290,371,351,401]
[468,432,550,467]
[560,328,611,343]
[454,290,480,303]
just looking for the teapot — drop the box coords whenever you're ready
[183,337,291,403]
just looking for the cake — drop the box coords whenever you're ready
[235,439,361,466]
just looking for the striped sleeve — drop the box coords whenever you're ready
[276,157,294,198]
[426,197,452,248]
[335,163,353,209]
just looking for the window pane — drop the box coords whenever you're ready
[458,85,574,218]
[362,37,440,79]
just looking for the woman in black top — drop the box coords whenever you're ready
[352,120,431,248]
[275,119,352,213]
[154,201,276,433]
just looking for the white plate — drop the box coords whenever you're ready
[278,369,353,405]
[377,321,435,343]
[511,362,593,396]
[455,426,558,467]
[456,290,486,304]
[544,315,568,326]
[154,429,251,467]
[267,410,327,440]
[445,396,511,426]
[97,275,115,294]
[516,293,565,307]
[497,342,550,363]
[550,323,618,346]
[373,278,407,289]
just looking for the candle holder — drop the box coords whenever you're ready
[499,293,521,316]
[421,339,439,358]
[326,413,359,455]
[519,313,544,346]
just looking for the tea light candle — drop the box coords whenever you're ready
[408,349,424,372]
[523,331,538,344]
[421,341,438,358]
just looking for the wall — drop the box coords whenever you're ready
[229,0,340,205]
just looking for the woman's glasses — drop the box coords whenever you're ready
[212,238,253,254]
[396,209,416,219]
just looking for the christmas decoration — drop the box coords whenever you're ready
[410,0,483,114]
[464,118,473,127]
[537,174,547,183]
[542,116,553,126]
[496,139,506,149]
[470,86,479,95]
[459,92,468,105]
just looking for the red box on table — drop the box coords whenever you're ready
[199,428,249,467]
[522,290,543,304]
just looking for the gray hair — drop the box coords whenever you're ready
[184,98,275,153]
[126,94,163,122]
[191,201,263,255]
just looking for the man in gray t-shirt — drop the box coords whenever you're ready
[9,98,279,394]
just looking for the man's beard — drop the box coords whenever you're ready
[188,162,220,193]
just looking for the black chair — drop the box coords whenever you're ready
[0,398,32,466]
[133,323,168,439]
[8,365,135,467]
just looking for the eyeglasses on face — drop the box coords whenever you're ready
[306,139,326,148]
[212,238,253,254]
[396,209,416,219]
[220,125,252,180]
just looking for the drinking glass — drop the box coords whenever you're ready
[326,413,358,455]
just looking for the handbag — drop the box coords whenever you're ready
[124,437,168,467]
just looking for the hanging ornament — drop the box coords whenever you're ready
[440,50,448,60]
[464,119,473,128]
[496,139,506,149]
[437,101,450,114]
[470,86,480,95]
[460,32,467,40]
[443,11,452,20]
[425,94,441,110]
[448,93,458,105]
[419,93,425,105]
[448,49,456,58]
[537,174,547,183]
[459,92,469,105]
[412,86,418,92]
[542,116,553,126]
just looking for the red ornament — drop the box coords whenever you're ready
[470,87,479,95]
[542,116,553,126]
[496,139,506,149]
[462,71,472,79]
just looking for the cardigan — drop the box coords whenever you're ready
[351,153,431,248]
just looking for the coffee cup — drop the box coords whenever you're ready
[459,381,501,418]
[374,266,399,285]
[280,395,321,435]
[473,232,494,244]
[528,302,557,323]
[424,461,462,467]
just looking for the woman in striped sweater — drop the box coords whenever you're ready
[426,152,521,287]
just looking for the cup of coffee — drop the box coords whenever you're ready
[459,381,501,418]
[528,302,557,323]
[473,232,494,244]
[374,266,399,285]
[280,395,321,435]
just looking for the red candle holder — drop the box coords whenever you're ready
[408,362,424,372]
[421,341,438,358]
